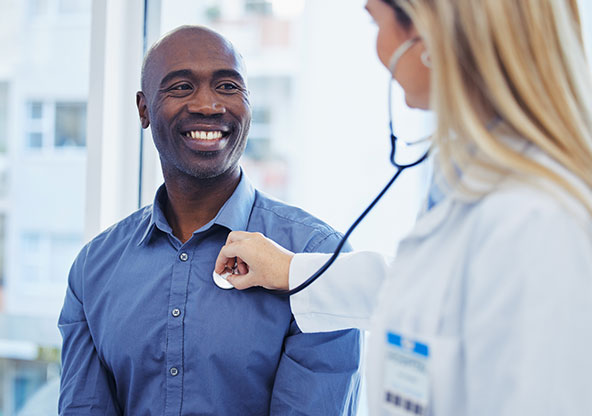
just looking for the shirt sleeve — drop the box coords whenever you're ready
[464,204,592,416]
[58,247,121,415]
[289,250,392,332]
[269,232,364,415]
[269,319,362,415]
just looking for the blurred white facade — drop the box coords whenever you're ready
[0,0,90,414]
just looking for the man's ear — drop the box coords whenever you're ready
[136,92,150,129]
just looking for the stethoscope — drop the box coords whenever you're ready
[213,37,431,293]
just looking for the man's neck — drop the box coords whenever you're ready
[163,168,241,243]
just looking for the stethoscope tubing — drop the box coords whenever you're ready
[264,146,429,296]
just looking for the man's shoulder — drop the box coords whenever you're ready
[84,205,153,252]
[249,190,350,254]
[68,206,152,279]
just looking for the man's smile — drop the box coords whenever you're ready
[185,130,224,140]
[179,124,234,152]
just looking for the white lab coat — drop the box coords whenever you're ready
[289,146,592,415]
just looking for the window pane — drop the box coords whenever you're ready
[54,102,86,147]
[27,132,43,148]
[49,233,82,282]
[29,0,49,16]
[29,101,43,120]
[20,232,43,283]
[245,0,272,15]
[58,0,91,14]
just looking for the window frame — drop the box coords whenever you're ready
[84,0,153,240]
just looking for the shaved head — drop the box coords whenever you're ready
[140,25,247,98]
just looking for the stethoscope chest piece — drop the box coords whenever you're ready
[213,270,235,290]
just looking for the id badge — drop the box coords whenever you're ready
[382,331,430,416]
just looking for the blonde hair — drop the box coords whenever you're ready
[399,0,592,213]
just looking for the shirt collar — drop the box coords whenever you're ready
[209,171,256,232]
[137,171,256,246]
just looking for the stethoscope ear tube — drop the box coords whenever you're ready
[265,148,429,296]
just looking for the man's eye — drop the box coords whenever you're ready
[170,83,191,91]
[218,83,239,92]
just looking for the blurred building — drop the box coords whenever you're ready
[0,0,90,414]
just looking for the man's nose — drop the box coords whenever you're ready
[186,89,226,116]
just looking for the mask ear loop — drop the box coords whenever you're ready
[421,50,432,68]
[388,37,420,164]
[388,36,432,155]
[388,36,421,74]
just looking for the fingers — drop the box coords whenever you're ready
[214,244,240,274]
[215,231,262,273]
[236,257,249,275]
[226,273,256,290]
[213,231,292,291]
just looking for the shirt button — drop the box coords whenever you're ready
[179,252,188,262]
[172,308,181,317]
[170,367,179,377]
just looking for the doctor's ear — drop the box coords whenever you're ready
[136,92,150,129]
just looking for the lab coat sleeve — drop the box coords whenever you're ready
[463,202,592,416]
[58,247,121,415]
[289,251,392,332]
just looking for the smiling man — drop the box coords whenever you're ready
[58,26,361,415]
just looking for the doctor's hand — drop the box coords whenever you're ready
[215,231,294,290]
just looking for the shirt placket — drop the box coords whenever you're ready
[164,243,193,416]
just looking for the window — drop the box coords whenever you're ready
[30,0,91,17]
[20,232,82,283]
[58,0,91,14]
[55,102,86,147]
[20,232,43,283]
[245,0,273,16]
[247,106,272,160]
[29,0,49,16]
[30,101,43,120]
[25,101,44,149]
[49,233,82,282]
[25,101,87,150]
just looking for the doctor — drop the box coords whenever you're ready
[216,0,592,414]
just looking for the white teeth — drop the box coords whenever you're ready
[186,130,224,140]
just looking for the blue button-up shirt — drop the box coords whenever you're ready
[59,174,361,415]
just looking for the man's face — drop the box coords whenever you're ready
[138,28,251,180]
